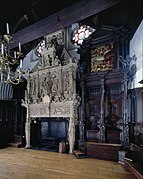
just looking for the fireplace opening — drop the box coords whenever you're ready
[30,117,69,152]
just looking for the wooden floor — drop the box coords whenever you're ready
[0,147,135,179]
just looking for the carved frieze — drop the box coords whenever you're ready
[29,103,50,117]
[29,101,76,118]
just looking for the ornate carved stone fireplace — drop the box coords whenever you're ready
[22,29,80,153]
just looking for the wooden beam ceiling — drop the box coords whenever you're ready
[10,0,121,49]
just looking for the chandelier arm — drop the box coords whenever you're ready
[5,79,22,85]
[4,57,18,65]
[0,24,24,85]
[4,65,23,85]
[5,74,23,85]
[5,49,22,65]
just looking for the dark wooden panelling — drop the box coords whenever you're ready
[0,100,15,147]
[86,130,99,142]
[105,129,122,143]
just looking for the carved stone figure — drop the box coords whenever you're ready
[46,72,53,96]
[31,76,37,96]
[52,74,59,95]
[40,75,47,97]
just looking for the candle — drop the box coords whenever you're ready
[1,43,4,55]
[20,59,22,68]
[19,42,21,52]
[14,51,16,58]
[6,23,9,34]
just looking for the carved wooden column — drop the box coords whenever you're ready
[122,72,129,147]
[99,76,105,142]
[78,70,85,149]
[128,89,136,143]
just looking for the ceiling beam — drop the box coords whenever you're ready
[10,0,120,49]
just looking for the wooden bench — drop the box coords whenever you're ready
[85,142,122,161]
[124,143,143,179]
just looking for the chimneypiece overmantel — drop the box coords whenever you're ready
[22,30,80,153]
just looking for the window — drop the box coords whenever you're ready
[72,25,95,45]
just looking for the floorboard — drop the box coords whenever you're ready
[0,147,136,179]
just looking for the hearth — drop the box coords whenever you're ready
[30,117,69,152]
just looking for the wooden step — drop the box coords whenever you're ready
[73,150,87,159]
[8,142,23,148]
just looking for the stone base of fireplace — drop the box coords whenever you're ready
[31,145,59,152]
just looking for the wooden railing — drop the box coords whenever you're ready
[124,143,143,179]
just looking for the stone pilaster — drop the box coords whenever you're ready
[68,117,75,153]
[25,120,31,148]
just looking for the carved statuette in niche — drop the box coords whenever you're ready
[90,105,100,130]
[63,66,76,100]
[40,72,53,98]
[30,75,37,97]
[44,33,64,67]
